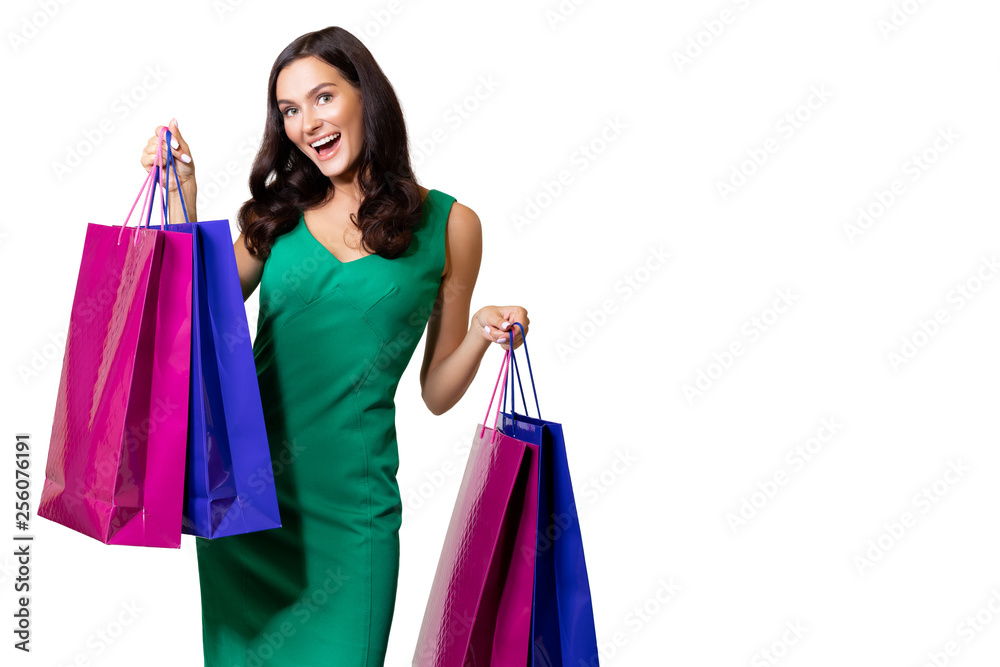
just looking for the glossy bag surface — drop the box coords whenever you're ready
[414,350,539,667]
[500,324,600,666]
[108,227,192,547]
[39,148,194,547]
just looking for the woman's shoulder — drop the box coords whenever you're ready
[419,185,470,214]
[415,186,477,233]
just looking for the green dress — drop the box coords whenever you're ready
[195,189,457,666]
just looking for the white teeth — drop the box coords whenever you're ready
[310,133,340,148]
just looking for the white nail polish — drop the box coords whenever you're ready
[483,325,490,334]
[501,321,509,330]
[498,337,507,343]
[171,138,179,149]
[181,154,192,163]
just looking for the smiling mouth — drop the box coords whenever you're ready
[310,132,341,157]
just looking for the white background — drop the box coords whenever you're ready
[2,0,999,665]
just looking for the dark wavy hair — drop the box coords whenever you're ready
[237,26,422,261]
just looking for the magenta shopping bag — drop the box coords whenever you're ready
[414,349,539,667]
[39,134,193,548]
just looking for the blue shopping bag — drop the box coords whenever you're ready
[152,132,282,537]
[499,323,600,667]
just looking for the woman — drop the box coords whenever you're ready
[140,26,529,666]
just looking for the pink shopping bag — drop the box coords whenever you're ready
[39,130,193,548]
[414,349,539,666]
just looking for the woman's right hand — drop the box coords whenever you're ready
[140,118,196,194]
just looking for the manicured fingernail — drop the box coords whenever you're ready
[501,321,509,330]
[498,337,507,343]
[483,325,490,334]
[181,154,192,163]
[171,138,179,149]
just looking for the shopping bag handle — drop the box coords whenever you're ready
[117,126,169,246]
[502,322,540,421]
[479,348,511,444]
[154,129,191,227]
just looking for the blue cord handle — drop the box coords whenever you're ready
[502,322,540,423]
[143,129,191,228]
[164,130,191,225]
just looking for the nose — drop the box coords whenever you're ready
[301,105,322,133]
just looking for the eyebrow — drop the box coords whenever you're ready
[276,82,337,106]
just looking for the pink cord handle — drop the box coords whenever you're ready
[117,126,169,246]
[479,349,511,443]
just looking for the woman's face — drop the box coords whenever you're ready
[275,56,364,184]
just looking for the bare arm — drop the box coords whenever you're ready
[419,202,492,415]
[234,231,265,302]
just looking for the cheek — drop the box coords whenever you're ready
[347,117,364,146]
[341,99,363,131]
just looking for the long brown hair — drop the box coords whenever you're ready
[237,26,422,261]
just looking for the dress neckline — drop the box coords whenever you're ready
[298,188,437,265]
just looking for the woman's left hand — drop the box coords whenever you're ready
[472,306,529,350]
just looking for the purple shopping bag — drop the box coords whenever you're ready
[414,349,539,667]
[156,133,281,538]
[39,137,193,548]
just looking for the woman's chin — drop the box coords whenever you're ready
[318,157,359,181]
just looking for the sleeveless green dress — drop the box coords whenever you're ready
[195,189,457,666]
